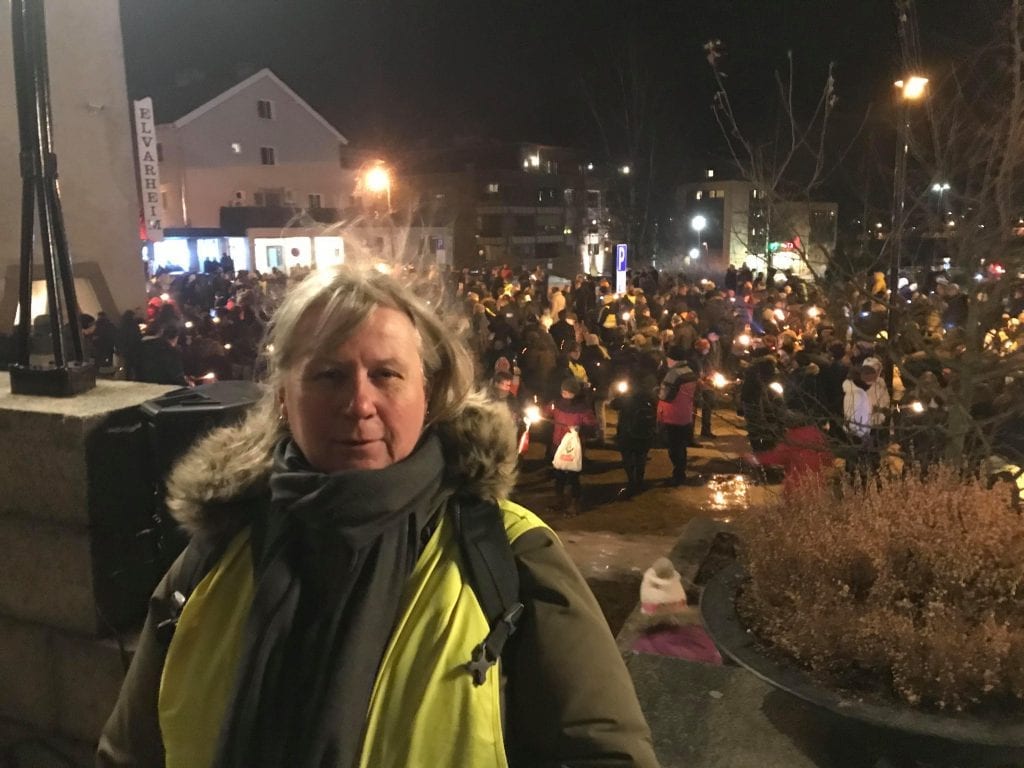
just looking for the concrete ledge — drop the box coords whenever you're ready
[0,613,129,745]
[0,615,55,731]
[0,374,175,527]
[53,633,128,743]
[0,715,96,768]
[0,517,96,633]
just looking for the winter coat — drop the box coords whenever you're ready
[656,363,699,427]
[549,320,576,353]
[136,336,188,387]
[753,425,834,496]
[580,344,612,397]
[843,379,872,438]
[551,395,598,451]
[786,364,829,421]
[612,390,659,450]
[97,393,656,768]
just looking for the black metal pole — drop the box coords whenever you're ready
[887,101,909,392]
[7,0,95,395]
[11,0,36,367]
[28,0,84,362]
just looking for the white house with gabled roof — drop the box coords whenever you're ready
[152,68,363,272]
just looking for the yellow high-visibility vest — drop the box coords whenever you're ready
[158,500,547,768]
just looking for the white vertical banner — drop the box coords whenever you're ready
[133,98,164,241]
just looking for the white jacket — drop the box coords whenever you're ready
[843,380,872,438]
[865,378,890,427]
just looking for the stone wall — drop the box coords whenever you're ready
[0,374,173,761]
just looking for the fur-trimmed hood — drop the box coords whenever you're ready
[165,390,519,538]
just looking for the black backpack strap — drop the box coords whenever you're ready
[452,496,525,687]
[153,538,222,646]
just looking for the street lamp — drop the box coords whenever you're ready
[691,214,707,261]
[364,164,392,211]
[931,182,950,222]
[887,74,928,388]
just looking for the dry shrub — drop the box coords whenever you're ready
[737,465,1024,712]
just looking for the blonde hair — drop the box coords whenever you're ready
[236,267,476,462]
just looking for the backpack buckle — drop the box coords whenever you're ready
[466,602,525,686]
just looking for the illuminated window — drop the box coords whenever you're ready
[257,99,274,119]
[695,191,703,200]
[706,169,715,179]
[231,142,242,154]
[486,182,500,194]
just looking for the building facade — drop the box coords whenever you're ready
[395,142,617,276]
[149,69,450,275]
[676,171,838,280]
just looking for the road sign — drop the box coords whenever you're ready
[615,243,628,272]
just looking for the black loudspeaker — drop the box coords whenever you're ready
[140,381,265,570]
[89,381,264,634]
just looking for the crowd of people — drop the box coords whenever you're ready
[49,255,1024,504]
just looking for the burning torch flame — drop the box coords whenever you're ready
[524,404,542,425]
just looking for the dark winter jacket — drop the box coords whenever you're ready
[97,393,657,768]
[612,390,659,450]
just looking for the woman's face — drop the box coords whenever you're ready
[280,306,428,472]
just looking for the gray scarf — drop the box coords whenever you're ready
[213,431,447,768]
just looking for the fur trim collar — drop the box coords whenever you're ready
[165,389,519,538]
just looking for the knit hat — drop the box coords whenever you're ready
[640,557,688,615]
[665,344,689,363]
[561,377,583,396]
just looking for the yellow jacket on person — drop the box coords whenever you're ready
[160,501,542,768]
[98,394,659,768]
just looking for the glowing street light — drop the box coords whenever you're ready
[895,76,929,101]
[691,215,707,261]
[931,182,951,222]
[620,165,631,175]
[364,164,391,207]
[888,74,929,387]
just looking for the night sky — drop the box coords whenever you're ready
[119,0,1004,204]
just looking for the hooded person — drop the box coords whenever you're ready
[98,267,657,768]
[549,376,598,515]
[657,345,700,486]
[610,370,659,499]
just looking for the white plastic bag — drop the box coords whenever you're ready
[552,427,583,472]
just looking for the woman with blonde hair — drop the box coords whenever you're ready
[98,267,657,768]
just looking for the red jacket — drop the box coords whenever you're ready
[551,396,598,449]
[656,363,699,426]
[754,425,834,495]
